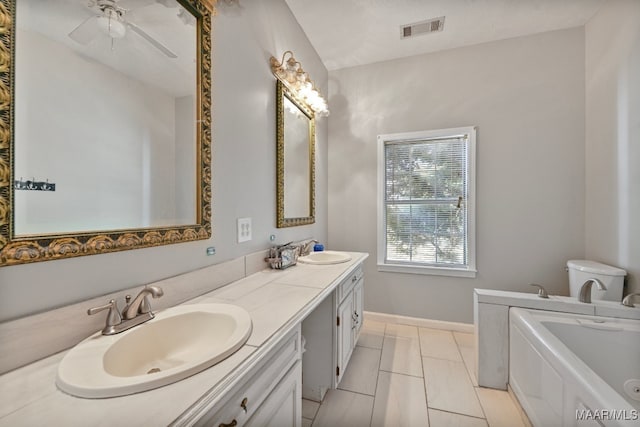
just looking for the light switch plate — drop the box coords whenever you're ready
[237,218,252,243]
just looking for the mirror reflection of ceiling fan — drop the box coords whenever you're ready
[69,0,178,58]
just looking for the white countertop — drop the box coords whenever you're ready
[0,252,368,426]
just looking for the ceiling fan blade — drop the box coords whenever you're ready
[126,22,177,58]
[69,15,100,45]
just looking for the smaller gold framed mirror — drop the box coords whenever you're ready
[276,80,315,228]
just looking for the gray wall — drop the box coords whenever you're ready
[0,0,328,322]
[585,0,640,296]
[328,28,587,324]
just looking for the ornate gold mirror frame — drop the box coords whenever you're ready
[276,80,315,228]
[0,0,213,266]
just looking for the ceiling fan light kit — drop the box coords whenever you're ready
[69,0,178,58]
[96,10,126,39]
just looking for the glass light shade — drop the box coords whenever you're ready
[97,14,127,39]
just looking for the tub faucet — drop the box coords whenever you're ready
[621,293,640,307]
[529,283,549,298]
[123,286,164,320]
[578,278,607,303]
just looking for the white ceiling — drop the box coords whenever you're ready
[284,0,606,71]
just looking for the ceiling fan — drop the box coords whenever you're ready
[69,0,177,58]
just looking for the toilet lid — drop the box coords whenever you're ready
[566,260,626,277]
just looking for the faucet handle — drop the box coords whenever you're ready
[621,293,640,307]
[529,284,549,299]
[87,299,122,326]
[122,294,132,314]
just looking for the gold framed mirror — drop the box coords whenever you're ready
[0,0,213,266]
[276,80,315,228]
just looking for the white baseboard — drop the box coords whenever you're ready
[363,310,474,333]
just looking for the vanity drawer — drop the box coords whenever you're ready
[195,327,301,427]
[338,264,363,303]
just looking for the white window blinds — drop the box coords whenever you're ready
[381,129,474,272]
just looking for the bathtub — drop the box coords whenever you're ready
[509,308,640,427]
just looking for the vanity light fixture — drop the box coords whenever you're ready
[270,50,329,117]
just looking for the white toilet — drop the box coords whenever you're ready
[567,260,626,301]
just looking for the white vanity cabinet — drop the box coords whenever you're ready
[335,264,364,384]
[189,327,302,427]
[300,261,365,401]
[244,362,301,427]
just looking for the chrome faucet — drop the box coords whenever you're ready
[122,285,164,320]
[529,283,549,298]
[88,286,164,335]
[299,239,318,256]
[578,278,607,303]
[621,293,640,307]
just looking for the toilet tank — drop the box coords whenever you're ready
[566,260,626,301]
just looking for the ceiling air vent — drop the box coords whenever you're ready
[401,16,445,39]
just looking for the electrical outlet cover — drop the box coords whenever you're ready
[237,218,252,243]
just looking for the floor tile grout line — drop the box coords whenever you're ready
[451,332,464,362]
[418,329,466,362]
[471,383,489,420]
[332,387,379,399]
[428,407,488,421]
[355,343,384,351]
[369,367,382,426]
[370,320,386,426]
[418,352,464,363]
[372,335,384,391]
[301,398,320,420]
[422,352,486,421]
[336,385,376,397]
[365,316,385,427]
[454,337,479,387]
[383,323,419,339]
[378,368,424,379]
[421,354,469,366]
[418,325,431,427]
[337,345,382,396]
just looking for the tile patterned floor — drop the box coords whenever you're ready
[303,317,529,427]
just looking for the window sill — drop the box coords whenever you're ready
[377,263,477,278]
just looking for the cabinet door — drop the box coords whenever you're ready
[191,328,300,427]
[353,278,364,338]
[245,361,302,427]
[336,290,354,384]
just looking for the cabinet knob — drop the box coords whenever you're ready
[219,420,237,427]
[241,397,248,412]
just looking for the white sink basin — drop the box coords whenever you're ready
[298,250,352,265]
[56,303,252,398]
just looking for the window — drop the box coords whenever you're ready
[377,126,476,277]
